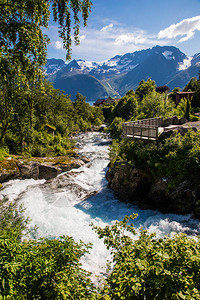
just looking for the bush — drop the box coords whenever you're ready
[94,214,200,300]
[94,117,102,126]
[0,201,96,299]
[108,117,124,139]
[190,115,199,122]
[109,130,200,185]
[0,147,9,160]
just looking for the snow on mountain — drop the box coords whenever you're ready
[178,57,192,70]
[46,46,192,77]
[45,58,65,75]
[162,51,175,61]
[191,53,200,67]
[46,46,199,100]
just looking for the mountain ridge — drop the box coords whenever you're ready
[46,46,200,102]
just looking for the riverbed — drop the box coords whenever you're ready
[1,132,200,280]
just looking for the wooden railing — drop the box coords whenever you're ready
[122,117,163,141]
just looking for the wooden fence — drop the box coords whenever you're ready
[122,117,163,141]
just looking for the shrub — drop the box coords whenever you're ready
[94,215,200,300]
[0,201,97,299]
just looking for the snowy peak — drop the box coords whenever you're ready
[45,58,65,74]
[191,53,200,66]
[46,46,200,102]
[46,46,188,77]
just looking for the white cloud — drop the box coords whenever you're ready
[79,35,86,42]
[54,41,63,49]
[45,22,168,62]
[158,16,200,43]
[115,33,148,46]
[100,23,113,32]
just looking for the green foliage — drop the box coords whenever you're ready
[108,117,124,140]
[94,117,103,126]
[1,197,200,299]
[94,215,200,300]
[0,147,9,160]
[138,91,175,119]
[0,200,30,241]
[0,80,101,156]
[185,96,191,121]
[175,98,188,119]
[184,77,200,108]
[113,90,138,121]
[135,78,156,101]
[0,201,96,299]
[0,0,92,143]
[109,130,200,186]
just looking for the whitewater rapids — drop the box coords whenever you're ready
[1,132,200,281]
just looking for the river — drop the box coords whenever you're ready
[1,132,200,280]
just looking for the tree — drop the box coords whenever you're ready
[113,90,138,121]
[0,0,92,141]
[184,77,200,108]
[0,0,92,62]
[138,91,175,119]
[156,85,170,94]
[135,78,156,101]
[108,117,124,139]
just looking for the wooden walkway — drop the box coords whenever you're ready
[122,117,164,141]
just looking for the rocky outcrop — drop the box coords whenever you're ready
[44,173,97,201]
[106,162,154,209]
[0,156,87,183]
[106,162,200,219]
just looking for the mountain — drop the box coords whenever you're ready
[166,53,200,90]
[48,72,119,102]
[45,58,65,74]
[46,46,200,102]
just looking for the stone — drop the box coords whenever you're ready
[178,127,188,135]
[158,130,174,141]
[106,162,152,203]
[18,164,32,179]
[59,159,84,172]
[162,118,173,127]
[148,178,169,209]
[168,181,198,215]
[172,116,179,125]
[31,162,40,179]
[179,117,187,125]
[18,162,40,179]
[0,160,20,183]
[44,173,98,201]
[39,164,61,180]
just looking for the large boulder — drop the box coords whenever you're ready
[167,181,199,215]
[106,162,152,205]
[107,162,200,219]
[148,178,169,210]
[18,162,40,179]
[39,164,61,180]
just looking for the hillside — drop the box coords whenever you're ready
[46,46,200,101]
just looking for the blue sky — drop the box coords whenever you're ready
[46,0,200,62]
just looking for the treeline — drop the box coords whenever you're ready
[102,77,200,139]
[0,80,104,157]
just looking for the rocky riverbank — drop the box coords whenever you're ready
[106,161,200,220]
[0,153,90,184]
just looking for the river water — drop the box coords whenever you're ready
[1,132,200,280]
